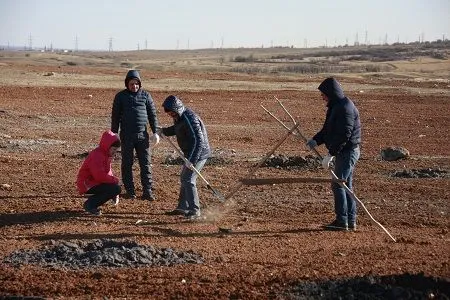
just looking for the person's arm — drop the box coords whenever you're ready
[111,93,121,133]
[146,93,159,133]
[162,125,175,136]
[327,105,353,155]
[184,114,205,164]
[90,154,119,184]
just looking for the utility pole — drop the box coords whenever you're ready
[75,35,78,52]
[108,37,113,52]
[221,36,224,49]
[28,33,32,50]
[145,39,148,50]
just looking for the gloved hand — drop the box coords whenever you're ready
[150,133,160,145]
[185,161,195,171]
[321,154,335,169]
[306,139,317,150]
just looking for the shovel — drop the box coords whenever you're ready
[161,133,225,202]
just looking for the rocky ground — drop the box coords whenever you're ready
[0,58,449,299]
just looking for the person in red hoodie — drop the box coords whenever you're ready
[77,130,122,215]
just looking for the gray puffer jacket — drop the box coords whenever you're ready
[161,95,210,164]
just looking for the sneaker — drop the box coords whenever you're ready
[83,202,102,216]
[111,195,119,206]
[123,193,136,200]
[323,220,348,231]
[141,193,155,201]
[348,223,357,231]
[184,211,201,220]
[165,209,186,216]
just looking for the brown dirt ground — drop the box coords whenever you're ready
[0,59,449,299]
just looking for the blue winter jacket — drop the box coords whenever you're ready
[111,70,158,135]
[313,78,361,156]
[162,95,211,164]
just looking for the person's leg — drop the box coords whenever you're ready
[331,149,355,226]
[136,131,153,199]
[177,182,189,210]
[346,147,360,227]
[182,159,207,217]
[84,183,121,213]
[120,134,136,197]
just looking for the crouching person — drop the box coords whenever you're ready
[76,130,122,216]
[160,95,211,220]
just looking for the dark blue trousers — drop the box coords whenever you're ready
[120,131,152,196]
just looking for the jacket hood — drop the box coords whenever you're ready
[99,130,120,154]
[124,69,142,89]
[318,77,345,101]
[162,95,186,116]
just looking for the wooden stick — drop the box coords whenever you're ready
[240,177,345,186]
[224,122,301,200]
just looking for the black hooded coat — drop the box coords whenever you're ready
[313,78,361,156]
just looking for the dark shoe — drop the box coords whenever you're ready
[83,202,102,216]
[348,223,357,231]
[123,193,136,200]
[184,210,202,220]
[165,209,186,216]
[323,220,348,231]
[141,193,155,201]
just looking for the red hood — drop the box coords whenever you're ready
[99,130,119,154]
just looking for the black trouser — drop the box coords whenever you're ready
[120,131,152,196]
[85,183,121,209]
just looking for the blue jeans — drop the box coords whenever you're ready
[120,131,152,196]
[331,146,360,225]
[85,183,121,209]
[176,159,207,214]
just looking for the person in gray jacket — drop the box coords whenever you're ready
[111,70,160,201]
[160,95,210,220]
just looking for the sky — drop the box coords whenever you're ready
[0,0,449,51]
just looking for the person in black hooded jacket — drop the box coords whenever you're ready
[160,95,211,220]
[306,77,361,231]
[111,70,160,201]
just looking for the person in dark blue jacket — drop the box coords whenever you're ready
[111,70,160,201]
[306,77,361,231]
[160,95,211,220]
